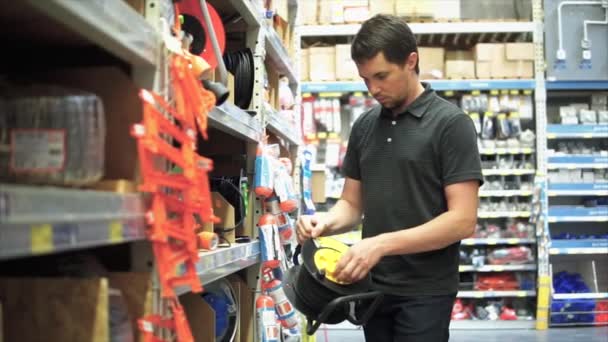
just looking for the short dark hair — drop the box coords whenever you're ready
[351,14,419,74]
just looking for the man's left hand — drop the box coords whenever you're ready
[333,236,384,284]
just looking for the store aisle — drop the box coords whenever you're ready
[315,325,608,341]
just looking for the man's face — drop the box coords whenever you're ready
[356,51,416,110]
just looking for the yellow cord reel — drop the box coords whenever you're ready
[312,237,350,285]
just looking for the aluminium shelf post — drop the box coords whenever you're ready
[532,0,551,331]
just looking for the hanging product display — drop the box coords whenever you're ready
[283,237,383,335]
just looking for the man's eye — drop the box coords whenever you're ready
[377,74,387,80]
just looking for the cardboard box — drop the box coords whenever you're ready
[301,48,310,81]
[311,166,326,203]
[318,0,332,24]
[395,0,460,20]
[211,191,236,243]
[300,0,318,25]
[475,43,534,79]
[309,46,336,81]
[445,60,475,79]
[335,44,359,80]
[370,0,395,15]
[418,47,445,79]
[445,50,475,79]
[0,277,110,341]
[474,43,501,79]
[320,0,368,24]
[503,43,534,78]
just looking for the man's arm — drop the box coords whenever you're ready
[333,180,478,283]
[376,180,478,255]
[296,177,363,242]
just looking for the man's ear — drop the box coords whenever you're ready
[406,52,418,71]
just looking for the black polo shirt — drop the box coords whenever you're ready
[341,82,483,296]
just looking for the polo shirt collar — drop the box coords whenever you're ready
[380,82,434,118]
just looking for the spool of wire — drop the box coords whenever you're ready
[223,49,254,110]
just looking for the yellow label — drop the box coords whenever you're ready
[444,91,454,97]
[317,132,328,139]
[484,111,494,117]
[490,90,499,95]
[109,221,123,243]
[306,133,316,140]
[522,148,533,154]
[517,291,528,297]
[500,90,509,95]
[319,92,341,98]
[547,134,557,139]
[507,238,519,244]
[487,239,497,245]
[302,93,312,97]
[31,224,53,254]
[458,266,465,272]
[510,90,520,95]
[462,240,474,245]
[583,133,593,138]
[475,292,485,298]
[328,132,339,139]
[523,90,533,95]
[493,266,505,272]
[469,112,480,119]
[471,90,481,96]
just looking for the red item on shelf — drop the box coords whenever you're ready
[500,306,518,320]
[475,273,520,291]
[451,299,471,320]
[596,300,608,323]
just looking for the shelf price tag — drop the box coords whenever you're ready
[493,266,505,272]
[517,291,528,297]
[487,239,497,245]
[31,224,53,254]
[475,292,485,298]
[507,238,520,244]
[109,220,123,243]
[444,91,454,97]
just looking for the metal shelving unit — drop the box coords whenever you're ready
[457,290,536,298]
[174,241,260,296]
[545,80,608,90]
[0,184,146,260]
[482,169,537,176]
[208,103,263,142]
[459,265,537,272]
[479,190,534,197]
[462,238,537,246]
[301,79,536,93]
[549,239,608,255]
[451,320,536,330]
[299,21,535,36]
[27,0,159,87]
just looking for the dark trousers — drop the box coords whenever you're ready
[363,293,456,342]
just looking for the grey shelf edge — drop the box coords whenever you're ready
[266,107,302,146]
[299,22,535,36]
[227,0,262,27]
[0,184,146,260]
[450,320,536,330]
[175,241,260,296]
[208,103,263,142]
[265,24,298,86]
[460,265,537,272]
[27,0,159,68]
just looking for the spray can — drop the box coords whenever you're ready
[254,145,274,198]
[276,213,294,243]
[262,267,299,329]
[258,214,282,267]
[256,294,280,342]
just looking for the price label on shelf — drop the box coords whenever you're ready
[493,266,505,272]
[507,238,520,244]
[487,239,497,245]
[475,292,485,298]
[31,224,53,254]
[109,221,123,243]
[517,291,528,297]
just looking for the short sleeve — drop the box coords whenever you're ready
[341,122,361,180]
[440,113,484,186]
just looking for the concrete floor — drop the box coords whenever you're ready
[314,326,608,342]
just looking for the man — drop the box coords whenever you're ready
[296,14,483,342]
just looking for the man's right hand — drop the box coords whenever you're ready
[296,213,330,244]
